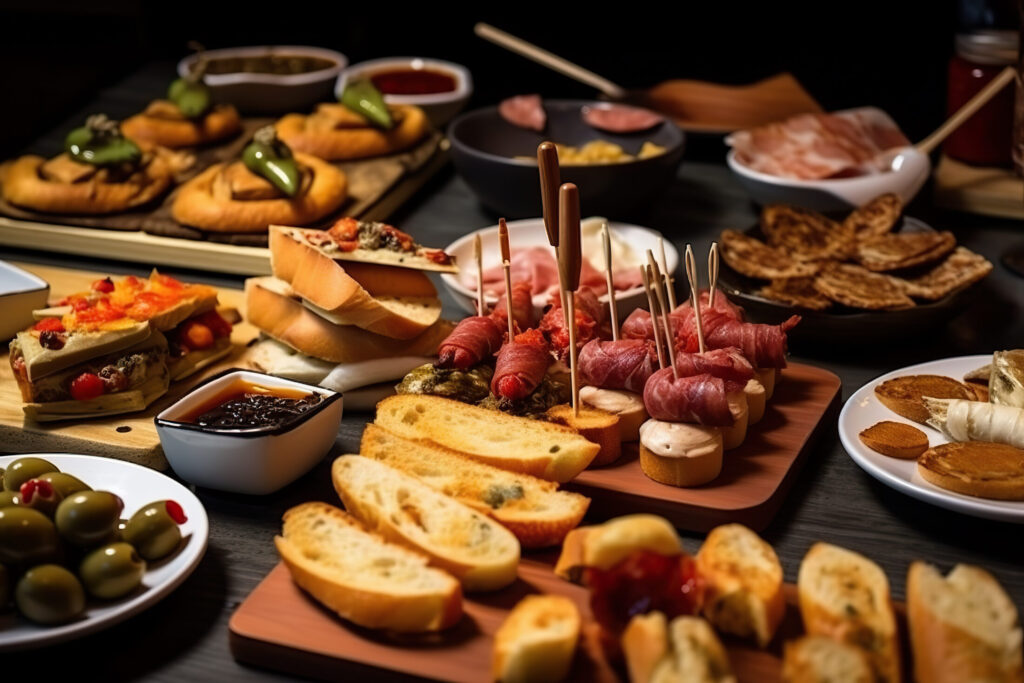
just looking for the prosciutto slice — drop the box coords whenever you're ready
[674,289,744,322]
[678,310,800,369]
[491,281,535,334]
[539,289,605,361]
[674,347,754,386]
[582,103,664,133]
[436,316,503,370]
[480,246,644,300]
[643,369,733,426]
[492,328,551,400]
[499,94,546,132]
[578,339,657,393]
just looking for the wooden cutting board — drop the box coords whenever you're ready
[933,154,1024,220]
[230,560,908,683]
[0,262,255,469]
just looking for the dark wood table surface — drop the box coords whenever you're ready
[3,63,1024,680]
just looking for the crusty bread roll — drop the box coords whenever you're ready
[782,636,873,683]
[696,524,785,648]
[638,420,723,487]
[579,387,648,441]
[546,403,622,467]
[554,514,683,582]
[907,561,1023,683]
[274,502,462,632]
[122,100,241,148]
[622,612,735,683]
[275,103,429,161]
[744,379,766,425]
[492,595,580,683]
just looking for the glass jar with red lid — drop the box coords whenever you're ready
[946,30,1019,166]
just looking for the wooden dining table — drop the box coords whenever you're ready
[2,62,1023,681]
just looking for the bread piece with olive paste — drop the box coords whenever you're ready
[359,425,588,548]
[797,542,901,683]
[331,455,521,592]
[622,612,735,683]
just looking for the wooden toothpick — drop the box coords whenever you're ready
[708,242,720,307]
[641,264,666,370]
[658,237,676,310]
[685,244,706,354]
[473,233,485,316]
[647,251,678,379]
[601,222,619,341]
[499,218,514,340]
[558,183,582,417]
[538,142,568,325]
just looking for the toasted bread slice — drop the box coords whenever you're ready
[359,425,589,548]
[901,246,993,300]
[554,514,683,583]
[579,387,648,441]
[720,229,821,280]
[858,420,929,459]
[797,542,900,683]
[546,403,622,467]
[721,393,749,451]
[274,502,462,632]
[744,379,767,425]
[622,612,735,683]
[782,635,874,683]
[762,205,849,262]
[907,561,1023,683]
[844,193,902,242]
[918,441,1024,500]
[492,595,580,683]
[855,230,956,272]
[14,322,153,382]
[697,524,784,648]
[372,394,600,483]
[814,262,915,310]
[757,277,832,311]
[638,420,723,487]
[331,455,521,591]
[874,374,978,423]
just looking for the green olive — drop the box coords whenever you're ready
[0,507,60,567]
[0,466,5,489]
[15,565,85,625]
[0,563,9,607]
[79,542,146,600]
[0,491,22,508]
[122,500,185,561]
[38,472,91,499]
[18,479,63,518]
[55,490,123,547]
[3,458,58,492]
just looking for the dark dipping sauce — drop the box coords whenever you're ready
[182,380,324,430]
[200,55,336,76]
[370,68,457,95]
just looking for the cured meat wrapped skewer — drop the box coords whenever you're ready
[492,328,552,401]
[578,339,657,393]
[491,280,535,335]
[540,288,604,361]
[436,316,504,370]
[643,369,735,426]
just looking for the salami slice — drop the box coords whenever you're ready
[499,94,546,132]
[437,316,503,370]
[492,328,551,400]
[582,103,664,133]
[578,339,657,393]
[643,369,734,426]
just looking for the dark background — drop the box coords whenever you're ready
[0,0,1018,158]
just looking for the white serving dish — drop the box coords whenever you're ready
[154,370,343,495]
[0,453,208,651]
[336,57,472,128]
[0,261,49,341]
[727,147,930,212]
[839,354,1024,524]
[440,217,678,321]
[178,46,347,115]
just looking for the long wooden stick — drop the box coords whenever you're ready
[708,242,720,307]
[647,251,678,378]
[537,142,568,325]
[658,237,676,310]
[558,183,583,416]
[602,222,619,340]
[917,65,1017,154]
[499,218,514,340]
[474,233,485,315]
[685,244,706,354]
[642,265,666,369]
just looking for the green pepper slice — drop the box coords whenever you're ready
[168,77,212,119]
[242,126,301,197]
[65,114,141,167]
[340,79,393,130]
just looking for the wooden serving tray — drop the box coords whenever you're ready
[230,559,907,683]
[570,363,840,532]
[933,154,1024,220]
[0,263,256,469]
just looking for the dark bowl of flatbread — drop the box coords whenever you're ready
[716,194,993,344]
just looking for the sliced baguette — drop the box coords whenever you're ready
[907,561,1023,683]
[274,502,462,633]
[782,635,874,683]
[331,455,521,591]
[359,424,589,548]
[622,612,735,683]
[372,394,600,483]
[638,420,723,487]
[546,403,622,467]
[797,542,901,683]
[492,595,581,683]
[697,523,785,648]
[554,514,683,583]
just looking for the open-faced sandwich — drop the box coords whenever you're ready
[1,114,178,215]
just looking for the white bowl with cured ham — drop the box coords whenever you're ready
[440,217,677,320]
[726,107,930,211]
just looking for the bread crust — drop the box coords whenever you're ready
[874,374,978,424]
[275,104,428,161]
[546,403,622,467]
[2,154,172,214]
[492,595,580,683]
[858,420,929,459]
[171,154,346,233]
[122,101,241,148]
[917,442,1024,500]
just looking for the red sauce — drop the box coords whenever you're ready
[370,68,456,96]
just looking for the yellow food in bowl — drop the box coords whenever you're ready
[517,140,666,165]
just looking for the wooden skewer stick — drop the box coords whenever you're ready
[647,251,678,379]
[641,264,666,370]
[685,244,706,354]
[499,218,515,341]
[558,183,583,416]
[601,222,619,340]
[708,242,720,307]
[537,142,569,323]
[473,233,485,315]
[658,237,676,310]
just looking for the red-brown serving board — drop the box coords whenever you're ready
[569,363,840,532]
[230,560,908,683]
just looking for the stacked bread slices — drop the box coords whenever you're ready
[245,225,456,408]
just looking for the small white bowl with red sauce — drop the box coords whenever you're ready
[336,57,472,127]
[154,369,343,495]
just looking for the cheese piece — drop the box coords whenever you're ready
[925,398,1024,450]
[721,392,750,451]
[744,379,767,425]
[579,386,648,441]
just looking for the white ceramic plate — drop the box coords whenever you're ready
[0,453,209,650]
[440,217,678,321]
[839,355,1024,524]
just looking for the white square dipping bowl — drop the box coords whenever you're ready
[0,261,49,341]
[155,369,343,495]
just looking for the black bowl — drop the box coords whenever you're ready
[718,217,978,346]
[448,99,685,219]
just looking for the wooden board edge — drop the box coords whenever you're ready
[0,424,169,470]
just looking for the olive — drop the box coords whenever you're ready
[38,472,91,498]
[0,491,22,508]
[0,507,60,566]
[0,563,9,607]
[3,458,58,492]
[122,500,186,561]
[79,542,146,599]
[18,479,63,518]
[55,490,123,547]
[0,466,5,489]
[15,565,85,625]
